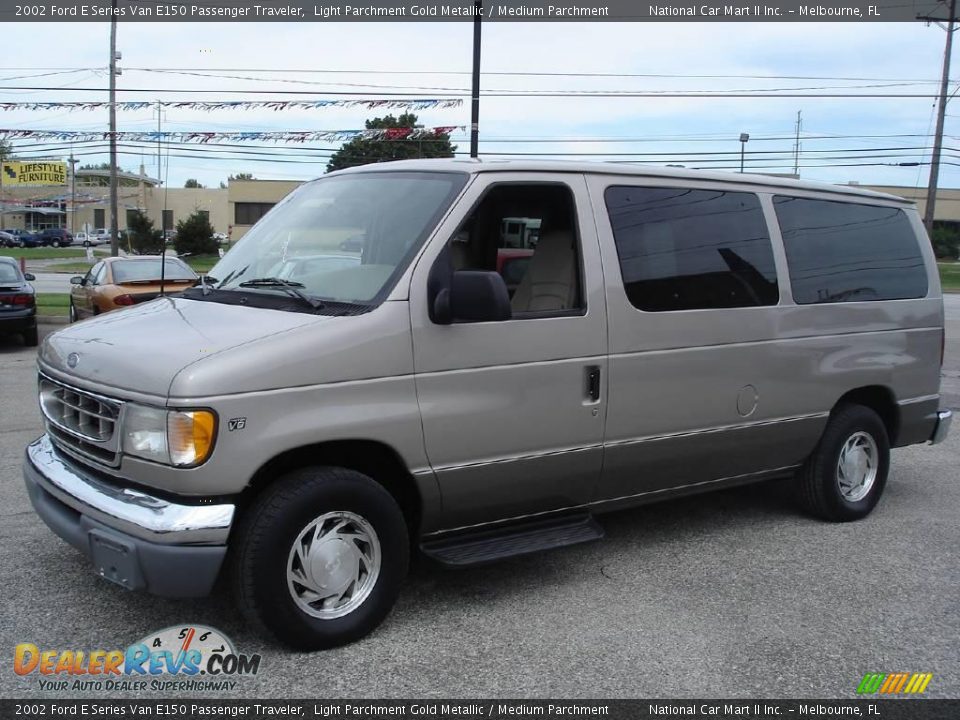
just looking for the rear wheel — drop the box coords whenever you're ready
[796,404,890,522]
[68,300,77,323]
[231,466,409,650]
[51,239,61,248]
[17,240,25,248]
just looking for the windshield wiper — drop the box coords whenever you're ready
[236,277,326,309]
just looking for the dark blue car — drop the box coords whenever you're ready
[0,257,37,346]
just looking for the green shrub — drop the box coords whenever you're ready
[173,211,217,256]
[931,224,960,260]
[127,210,164,255]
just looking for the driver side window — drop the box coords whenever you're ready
[443,182,585,321]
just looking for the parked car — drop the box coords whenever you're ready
[37,228,74,248]
[0,257,37,346]
[3,228,44,248]
[0,230,15,247]
[24,160,952,652]
[68,255,198,322]
[75,231,108,247]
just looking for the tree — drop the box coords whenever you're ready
[931,223,960,260]
[184,178,204,188]
[0,138,12,162]
[326,113,456,172]
[127,210,164,255]
[174,210,217,256]
[228,173,255,181]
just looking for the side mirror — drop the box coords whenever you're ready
[70,276,83,285]
[23,273,35,281]
[447,270,512,323]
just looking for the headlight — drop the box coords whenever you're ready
[122,404,217,467]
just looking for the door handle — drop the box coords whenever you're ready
[586,365,601,403]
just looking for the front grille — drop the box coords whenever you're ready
[39,374,122,467]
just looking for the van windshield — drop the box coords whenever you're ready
[210,171,467,307]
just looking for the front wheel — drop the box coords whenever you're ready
[68,300,77,323]
[51,240,61,248]
[231,467,409,650]
[796,404,890,522]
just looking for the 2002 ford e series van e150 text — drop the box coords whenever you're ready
[23,160,952,649]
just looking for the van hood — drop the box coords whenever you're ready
[39,297,324,397]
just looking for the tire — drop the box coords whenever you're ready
[23,326,38,347]
[51,240,61,248]
[68,301,77,323]
[796,404,890,522]
[231,466,409,650]
[83,241,91,248]
[17,240,25,248]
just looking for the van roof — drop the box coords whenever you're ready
[335,158,914,205]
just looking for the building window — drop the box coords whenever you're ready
[605,186,779,312]
[94,209,105,228]
[162,209,174,232]
[774,196,927,304]
[125,209,139,228]
[235,202,275,225]
[198,210,210,221]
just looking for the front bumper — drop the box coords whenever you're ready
[23,434,234,597]
[930,410,953,445]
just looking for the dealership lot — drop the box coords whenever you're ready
[1,300,958,699]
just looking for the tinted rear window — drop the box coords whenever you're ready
[112,259,196,283]
[605,186,779,312]
[0,263,21,284]
[774,197,927,304]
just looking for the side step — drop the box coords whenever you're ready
[420,514,605,568]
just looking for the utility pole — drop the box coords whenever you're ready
[792,110,802,178]
[109,4,120,257]
[470,0,481,159]
[69,153,77,236]
[919,0,958,237]
[156,100,162,183]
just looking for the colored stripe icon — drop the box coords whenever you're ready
[857,673,933,694]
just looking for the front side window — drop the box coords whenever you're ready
[211,171,467,308]
[445,183,583,317]
[605,186,779,312]
[774,196,928,304]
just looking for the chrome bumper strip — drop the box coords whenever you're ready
[25,434,233,545]
[930,409,953,446]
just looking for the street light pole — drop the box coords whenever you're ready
[739,133,750,173]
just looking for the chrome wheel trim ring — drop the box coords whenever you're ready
[286,510,381,620]
[837,431,879,502]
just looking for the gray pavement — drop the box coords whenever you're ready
[0,313,958,699]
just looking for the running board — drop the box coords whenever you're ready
[420,514,605,568]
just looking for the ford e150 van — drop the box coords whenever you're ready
[23,160,952,650]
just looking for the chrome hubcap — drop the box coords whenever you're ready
[837,431,878,502]
[286,511,380,619]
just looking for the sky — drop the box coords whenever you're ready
[1,19,956,191]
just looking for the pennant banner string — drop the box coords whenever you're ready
[0,99,462,112]
[0,127,464,143]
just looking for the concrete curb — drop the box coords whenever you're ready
[38,316,69,326]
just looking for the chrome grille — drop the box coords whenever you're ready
[39,374,122,466]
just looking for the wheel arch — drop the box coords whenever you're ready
[237,439,425,539]
[833,385,900,446]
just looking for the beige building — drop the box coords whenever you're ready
[227,178,303,241]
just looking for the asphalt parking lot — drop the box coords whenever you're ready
[1,301,958,700]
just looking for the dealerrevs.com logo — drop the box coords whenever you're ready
[856,672,934,695]
[14,625,261,693]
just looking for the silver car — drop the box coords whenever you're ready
[23,160,952,650]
